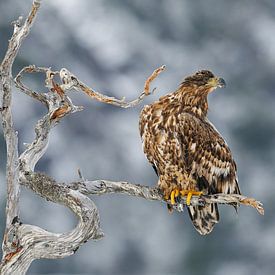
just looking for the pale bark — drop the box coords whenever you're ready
[0,1,42,272]
[68,179,264,215]
[0,1,264,274]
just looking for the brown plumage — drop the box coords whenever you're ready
[139,70,240,235]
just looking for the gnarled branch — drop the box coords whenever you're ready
[15,64,166,110]
[1,27,165,272]
[0,1,264,274]
[68,179,264,215]
[2,172,103,274]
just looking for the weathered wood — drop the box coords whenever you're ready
[0,1,42,271]
[0,8,165,271]
[0,1,264,274]
[69,179,264,215]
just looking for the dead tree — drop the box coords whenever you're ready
[0,1,264,274]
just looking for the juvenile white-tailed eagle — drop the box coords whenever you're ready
[139,70,240,235]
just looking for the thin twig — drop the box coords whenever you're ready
[14,65,166,111]
[59,65,166,108]
[1,1,42,74]
[14,65,84,121]
[14,65,56,104]
[144,65,166,95]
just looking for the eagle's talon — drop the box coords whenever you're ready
[170,190,176,205]
[179,190,203,206]
[165,190,205,206]
[170,188,181,205]
[169,189,203,205]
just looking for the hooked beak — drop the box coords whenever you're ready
[217,77,226,88]
[207,77,226,89]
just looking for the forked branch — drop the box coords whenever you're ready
[75,65,166,108]
[1,36,165,273]
[15,64,166,109]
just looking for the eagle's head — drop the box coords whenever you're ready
[181,70,226,93]
[177,70,226,117]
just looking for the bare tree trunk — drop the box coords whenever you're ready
[0,1,263,274]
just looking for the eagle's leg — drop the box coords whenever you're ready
[180,190,203,206]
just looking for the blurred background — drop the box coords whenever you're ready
[1,0,275,274]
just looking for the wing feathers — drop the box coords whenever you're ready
[178,113,240,234]
[139,98,240,235]
[178,113,240,197]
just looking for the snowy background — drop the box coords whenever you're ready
[1,0,275,274]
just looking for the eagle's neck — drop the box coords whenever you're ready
[175,86,209,118]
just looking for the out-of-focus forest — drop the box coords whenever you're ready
[0,0,275,274]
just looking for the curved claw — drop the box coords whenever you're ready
[170,189,180,204]
[180,190,203,205]
[168,189,203,207]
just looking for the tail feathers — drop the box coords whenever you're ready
[188,203,219,235]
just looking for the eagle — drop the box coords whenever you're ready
[139,70,240,235]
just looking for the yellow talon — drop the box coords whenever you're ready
[182,190,203,206]
[186,192,193,205]
[170,190,176,204]
[170,189,180,205]
[169,189,202,206]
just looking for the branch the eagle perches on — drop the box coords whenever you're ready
[0,0,264,274]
